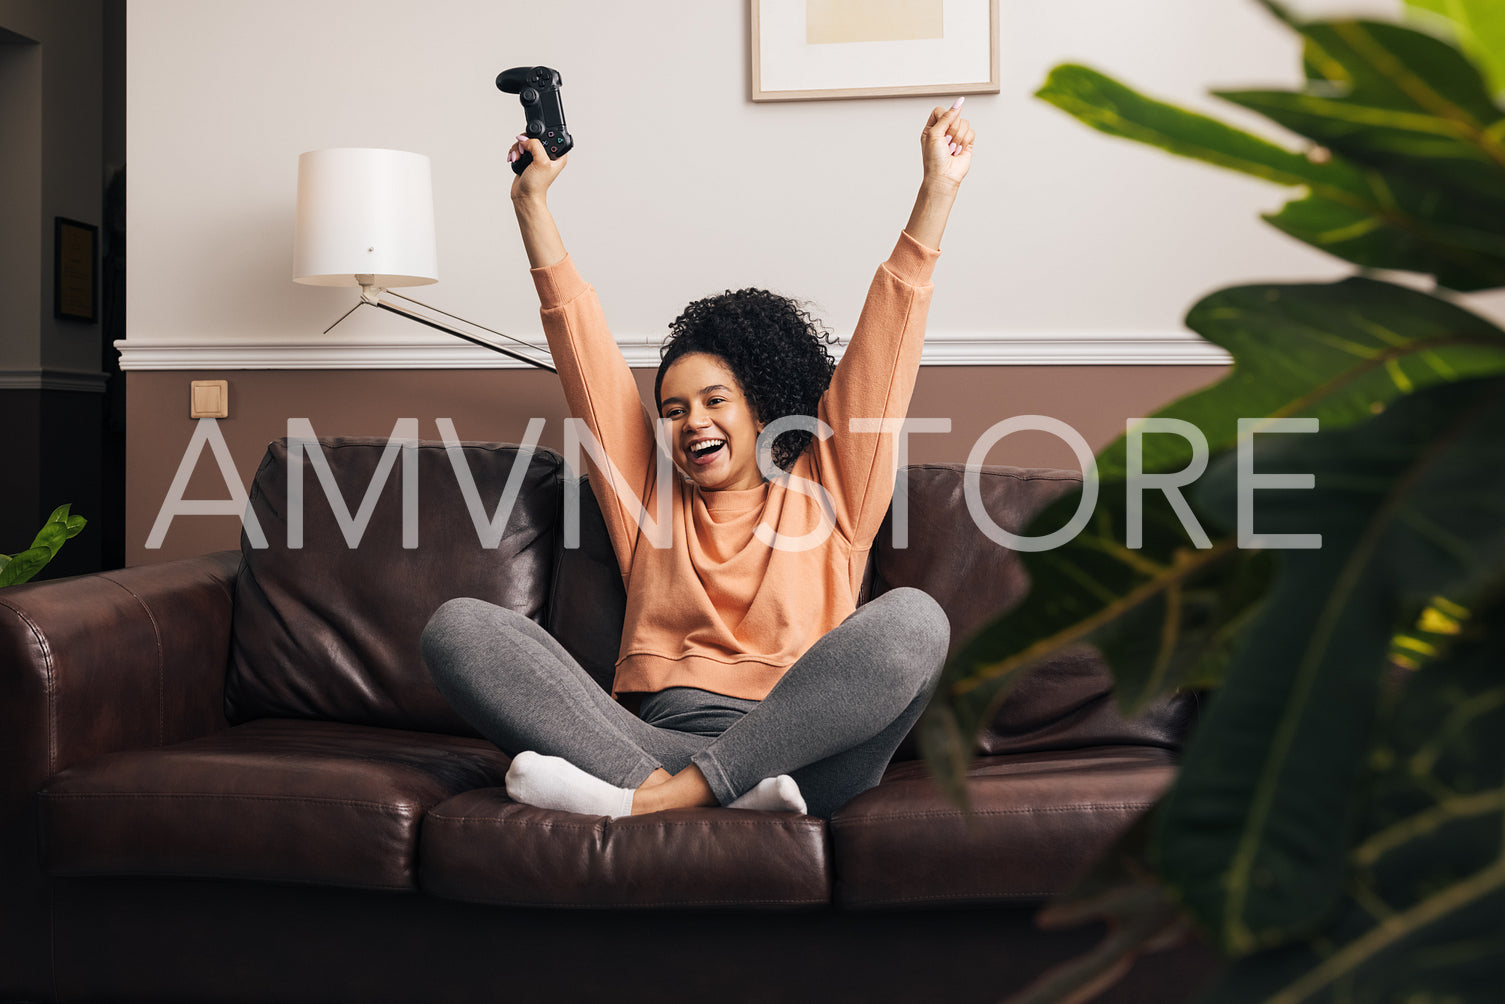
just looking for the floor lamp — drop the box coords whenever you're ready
[292,147,555,373]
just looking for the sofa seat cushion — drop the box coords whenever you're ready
[420,788,831,909]
[830,747,1176,909]
[39,719,510,891]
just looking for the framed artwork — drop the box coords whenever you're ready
[54,217,98,323]
[751,0,999,102]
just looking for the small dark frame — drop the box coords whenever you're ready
[54,217,98,323]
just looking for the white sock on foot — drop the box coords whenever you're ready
[728,775,807,814]
[505,751,635,818]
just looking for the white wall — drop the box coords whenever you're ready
[129,0,1437,355]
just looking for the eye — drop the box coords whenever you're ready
[663,407,684,419]
[708,396,727,406]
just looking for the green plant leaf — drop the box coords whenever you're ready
[922,280,1505,788]
[1212,16,1505,286]
[1386,592,1470,671]
[1405,0,1505,100]
[1036,63,1368,193]
[1292,18,1502,126]
[1001,812,1201,1004]
[988,7,1505,999]
[921,481,1250,769]
[1155,376,1505,957]
[1100,278,1505,481]
[0,546,54,588]
[1213,87,1505,203]
[1036,52,1505,289]
[33,503,85,544]
[0,504,87,587]
[1192,587,1505,1002]
[915,464,1261,792]
[914,687,973,812]
[1259,189,1505,292]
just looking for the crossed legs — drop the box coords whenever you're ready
[420,587,949,819]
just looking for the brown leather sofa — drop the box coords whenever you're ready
[0,438,1214,1003]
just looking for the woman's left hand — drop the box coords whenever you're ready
[920,99,974,188]
[904,99,973,248]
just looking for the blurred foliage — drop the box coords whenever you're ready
[919,2,1505,1001]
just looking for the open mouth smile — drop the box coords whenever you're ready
[687,439,726,466]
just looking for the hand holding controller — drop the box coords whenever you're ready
[496,66,573,175]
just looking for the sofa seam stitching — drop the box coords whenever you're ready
[0,597,62,997]
[99,572,166,747]
[0,597,57,776]
[841,890,1056,904]
[425,813,820,831]
[834,801,1156,825]
[432,896,826,908]
[39,791,424,812]
[49,864,412,893]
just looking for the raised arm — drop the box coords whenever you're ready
[509,135,568,268]
[815,101,974,546]
[905,98,974,249]
[506,135,659,577]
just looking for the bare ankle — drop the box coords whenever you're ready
[630,766,716,815]
[637,768,673,791]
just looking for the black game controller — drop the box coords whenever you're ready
[496,65,573,175]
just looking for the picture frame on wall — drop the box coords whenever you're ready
[54,217,99,323]
[751,0,999,102]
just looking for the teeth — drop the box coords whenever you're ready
[690,439,725,457]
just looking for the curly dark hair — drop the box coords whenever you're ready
[655,288,839,472]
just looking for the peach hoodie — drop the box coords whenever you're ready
[531,231,939,700]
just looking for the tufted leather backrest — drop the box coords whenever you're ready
[869,464,1195,757]
[226,438,563,735]
[224,445,1190,754]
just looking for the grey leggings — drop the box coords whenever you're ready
[419,587,949,819]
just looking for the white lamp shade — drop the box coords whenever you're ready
[293,148,438,288]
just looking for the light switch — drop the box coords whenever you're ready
[190,380,229,419]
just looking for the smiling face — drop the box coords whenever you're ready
[657,352,766,492]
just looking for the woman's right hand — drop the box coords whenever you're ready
[510,136,569,268]
[509,135,567,203]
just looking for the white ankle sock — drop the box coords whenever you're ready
[728,775,807,814]
[504,751,635,818]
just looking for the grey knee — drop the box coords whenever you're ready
[880,587,951,686]
[420,596,500,687]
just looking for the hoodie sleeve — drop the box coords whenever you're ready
[813,230,940,548]
[531,254,661,577]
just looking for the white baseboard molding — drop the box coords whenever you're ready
[112,331,1232,371]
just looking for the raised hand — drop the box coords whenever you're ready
[509,135,568,204]
[920,98,974,189]
[905,98,973,248]
[509,134,569,268]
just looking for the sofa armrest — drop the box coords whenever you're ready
[0,550,240,784]
[0,549,239,1000]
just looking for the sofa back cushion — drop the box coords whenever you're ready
[226,438,563,735]
[870,464,1194,756]
[544,476,627,695]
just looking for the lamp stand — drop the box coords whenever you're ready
[321,276,557,374]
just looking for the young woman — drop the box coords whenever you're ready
[422,101,974,820]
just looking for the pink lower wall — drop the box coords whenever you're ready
[126,364,1227,565]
